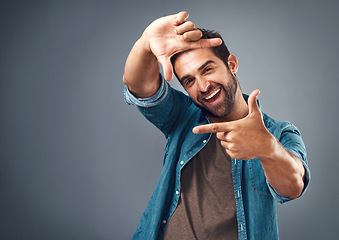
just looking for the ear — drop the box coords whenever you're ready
[227,54,238,74]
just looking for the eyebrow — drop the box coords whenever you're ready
[179,60,216,84]
[198,60,215,71]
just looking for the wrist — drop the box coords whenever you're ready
[258,132,279,161]
[140,28,152,53]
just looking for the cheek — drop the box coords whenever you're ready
[186,88,198,101]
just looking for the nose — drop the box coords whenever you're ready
[196,77,210,92]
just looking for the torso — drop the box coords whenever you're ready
[163,134,238,240]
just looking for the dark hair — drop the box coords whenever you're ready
[171,29,231,81]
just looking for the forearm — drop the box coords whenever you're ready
[123,33,161,98]
[259,134,305,199]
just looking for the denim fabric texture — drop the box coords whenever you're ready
[124,76,310,240]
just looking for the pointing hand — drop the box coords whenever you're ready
[193,90,274,160]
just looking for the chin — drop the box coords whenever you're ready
[201,107,230,119]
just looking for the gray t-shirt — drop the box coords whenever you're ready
[163,134,238,240]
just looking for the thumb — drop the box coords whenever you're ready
[159,58,173,81]
[248,89,261,114]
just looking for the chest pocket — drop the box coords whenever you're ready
[248,158,271,196]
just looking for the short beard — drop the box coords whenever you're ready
[199,74,238,118]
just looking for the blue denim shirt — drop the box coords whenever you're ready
[124,76,310,240]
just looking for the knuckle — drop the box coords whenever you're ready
[199,39,204,48]
[182,33,187,40]
[212,126,218,133]
[225,149,233,157]
[227,143,233,150]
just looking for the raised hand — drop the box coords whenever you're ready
[193,90,275,160]
[143,11,222,81]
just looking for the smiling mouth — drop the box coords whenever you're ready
[203,88,221,103]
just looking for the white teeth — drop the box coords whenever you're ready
[205,88,221,100]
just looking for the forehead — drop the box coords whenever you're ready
[173,48,220,76]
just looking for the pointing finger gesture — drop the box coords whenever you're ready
[193,90,274,160]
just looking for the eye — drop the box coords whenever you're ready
[204,67,213,74]
[184,78,194,88]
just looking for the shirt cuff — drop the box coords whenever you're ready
[124,74,168,107]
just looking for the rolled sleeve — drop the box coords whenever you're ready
[124,75,168,107]
[123,74,190,137]
[268,123,311,204]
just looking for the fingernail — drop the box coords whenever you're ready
[192,127,199,134]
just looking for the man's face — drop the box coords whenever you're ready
[173,48,238,118]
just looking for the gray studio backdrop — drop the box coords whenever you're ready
[1,0,338,239]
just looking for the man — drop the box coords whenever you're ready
[123,11,310,240]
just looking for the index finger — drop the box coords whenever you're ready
[192,122,232,134]
[187,37,223,48]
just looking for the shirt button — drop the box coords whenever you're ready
[180,161,184,165]
[176,190,180,195]
[203,139,207,143]
[162,220,167,224]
